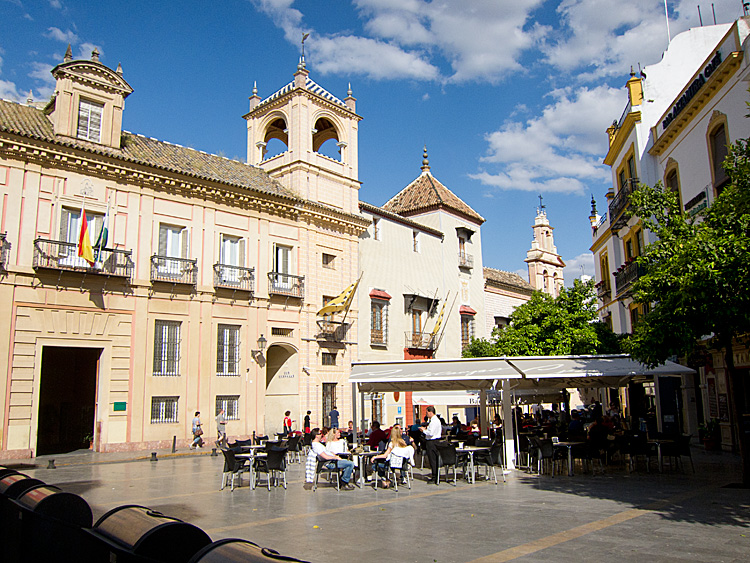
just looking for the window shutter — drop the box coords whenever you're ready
[217,326,226,373]
[59,208,71,243]
[181,228,189,259]
[77,103,90,139]
[158,225,168,256]
[238,239,245,267]
[153,323,164,373]
[281,246,289,274]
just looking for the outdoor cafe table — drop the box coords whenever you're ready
[340,450,378,487]
[455,446,490,484]
[648,438,675,472]
[552,441,585,476]
[235,451,267,487]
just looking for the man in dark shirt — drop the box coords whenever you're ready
[329,405,339,429]
[367,421,388,450]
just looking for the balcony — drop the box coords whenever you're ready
[405,331,436,350]
[33,239,134,279]
[150,255,197,285]
[0,233,9,270]
[268,272,304,298]
[213,263,255,293]
[370,328,386,346]
[595,280,611,302]
[316,320,351,342]
[609,178,638,232]
[458,252,474,269]
[615,260,645,295]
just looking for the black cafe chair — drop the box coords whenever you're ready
[253,447,288,490]
[219,448,250,491]
[435,442,462,486]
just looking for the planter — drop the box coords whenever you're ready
[702,438,720,451]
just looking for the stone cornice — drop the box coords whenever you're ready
[603,111,641,166]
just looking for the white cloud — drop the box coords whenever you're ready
[562,252,594,285]
[49,0,63,9]
[75,42,103,61]
[471,84,625,194]
[0,79,23,102]
[44,27,78,44]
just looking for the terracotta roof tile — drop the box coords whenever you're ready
[0,99,294,199]
[483,267,534,293]
[383,170,484,224]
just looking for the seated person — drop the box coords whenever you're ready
[325,428,347,455]
[305,428,355,490]
[450,415,462,435]
[469,417,480,435]
[367,421,388,450]
[371,424,415,488]
[568,411,585,438]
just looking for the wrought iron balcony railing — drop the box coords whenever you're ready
[268,272,304,298]
[0,233,10,270]
[213,263,255,292]
[316,320,351,341]
[458,252,474,269]
[609,177,638,232]
[615,261,645,295]
[595,281,611,301]
[33,239,134,279]
[150,255,197,285]
[405,331,436,350]
[371,328,386,346]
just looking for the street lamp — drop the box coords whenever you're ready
[252,334,267,361]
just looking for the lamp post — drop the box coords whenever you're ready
[252,334,267,361]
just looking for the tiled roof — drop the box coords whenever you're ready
[258,77,347,110]
[383,170,485,224]
[484,267,534,293]
[359,201,443,238]
[0,99,294,199]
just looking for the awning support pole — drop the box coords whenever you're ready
[502,379,516,469]
[352,382,358,444]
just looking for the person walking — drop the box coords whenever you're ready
[419,406,442,484]
[283,410,294,436]
[216,408,227,447]
[329,405,340,429]
[303,410,311,433]
[190,411,204,449]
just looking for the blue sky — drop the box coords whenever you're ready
[1,0,745,282]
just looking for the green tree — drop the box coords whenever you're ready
[625,138,750,485]
[463,279,621,357]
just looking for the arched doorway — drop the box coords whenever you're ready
[264,343,299,436]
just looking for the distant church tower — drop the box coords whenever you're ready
[243,56,361,214]
[525,199,565,297]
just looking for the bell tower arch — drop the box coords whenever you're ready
[243,59,361,213]
[525,202,565,297]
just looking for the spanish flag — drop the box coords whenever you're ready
[317,275,361,317]
[78,209,95,266]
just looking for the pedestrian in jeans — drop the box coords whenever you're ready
[190,411,204,449]
[216,408,227,447]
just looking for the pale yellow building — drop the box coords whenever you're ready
[0,51,365,457]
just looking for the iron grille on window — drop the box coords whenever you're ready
[371,300,388,345]
[0,233,10,270]
[322,352,337,366]
[216,395,239,420]
[217,324,240,376]
[153,320,181,376]
[460,316,475,350]
[151,396,178,423]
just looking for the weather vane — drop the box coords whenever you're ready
[538,194,545,210]
[301,32,310,59]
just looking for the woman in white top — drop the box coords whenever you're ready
[371,425,415,488]
[325,428,347,455]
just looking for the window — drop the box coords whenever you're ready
[412,231,420,253]
[627,155,636,180]
[77,99,103,143]
[59,207,104,266]
[665,169,679,193]
[461,315,474,350]
[599,253,610,291]
[217,324,240,376]
[624,228,643,261]
[216,395,239,420]
[273,244,292,288]
[710,124,729,193]
[322,383,336,426]
[157,224,189,277]
[322,352,337,366]
[153,320,181,376]
[322,253,336,269]
[151,396,178,423]
[271,327,293,337]
[372,394,383,424]
[371,299,388,345]
[494,316,509,329]
[373,218,380,241]
[218,235,245,284]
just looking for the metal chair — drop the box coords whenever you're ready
[253,447,288,490]
[219,448,250,491]
[435,442,462,486]
[313,456,344,491]
[472,444,506,484]
[285,435,303,463]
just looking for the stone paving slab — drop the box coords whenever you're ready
[1,447,748,563]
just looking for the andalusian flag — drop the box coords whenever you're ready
[93,200,109,262]
[431,299,447,336]
[317,276,361,316]
[78,208,95,265]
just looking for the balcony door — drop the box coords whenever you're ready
[219,235,244,283]
[274,244,292,289]
[158,224,188,277]
[59,208,103,267]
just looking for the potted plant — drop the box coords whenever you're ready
[83,433,94,450]
[698,419,720,451]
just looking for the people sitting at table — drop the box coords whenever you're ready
[450,415,462,436]
[325,427,347,455]
[367,421,389,450]
[371,425,415,488]
[304,428,356,490]
[568,411,585,439]
[469,416,480,435]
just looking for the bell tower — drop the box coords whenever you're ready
[525,198,565,297]
[243,58,361,214]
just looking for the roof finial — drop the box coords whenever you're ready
[299,32,310,70]
[538,194,546,214]
[590,194,597,216]
[347,82,352,97]
[629,65,635,78]
[91,47,100,62]
[252,81,258,96]
[64,44,73,62]
[421,145,430,172]
[26,90,33,104]
[116,62,123,75]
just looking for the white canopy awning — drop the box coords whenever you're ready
[412,390,480,407]
[350,354,694,393]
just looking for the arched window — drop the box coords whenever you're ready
[709,123,729,194]
[313,117,341,161]
[261,117,288,160]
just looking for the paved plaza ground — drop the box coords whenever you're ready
[2,445,748,562]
